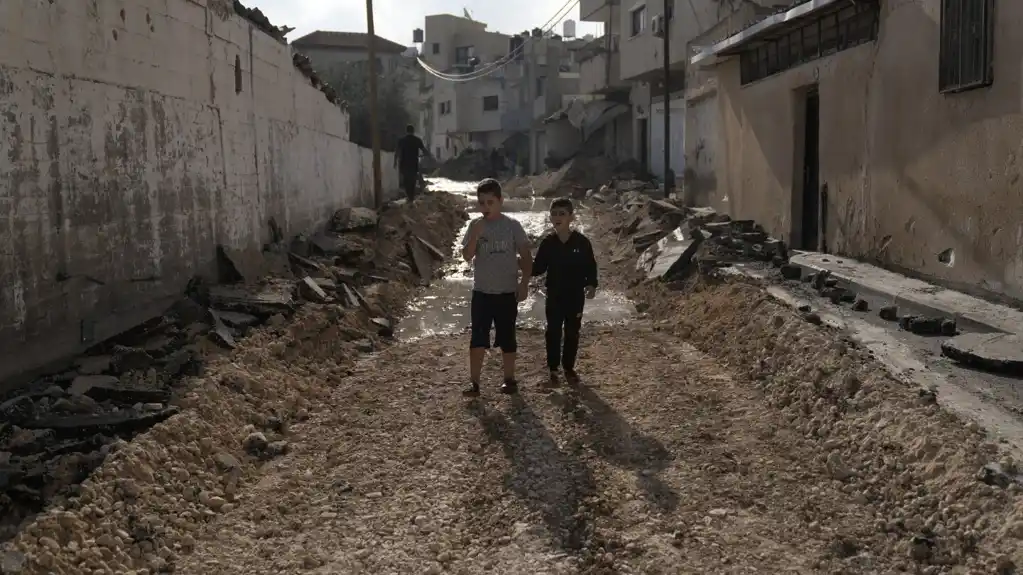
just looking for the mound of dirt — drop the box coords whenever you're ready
[588,205,1023,573]
[0,193,468,574]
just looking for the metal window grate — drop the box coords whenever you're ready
[739,1,879,86]
[938,0,994,93]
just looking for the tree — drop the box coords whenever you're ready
[321,60,414,153]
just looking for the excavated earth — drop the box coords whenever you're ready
[2,187,1023,575]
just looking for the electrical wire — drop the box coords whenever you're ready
[417,0,576,81]
[416,0,581,82]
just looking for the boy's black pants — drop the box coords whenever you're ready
[545,292,584,371]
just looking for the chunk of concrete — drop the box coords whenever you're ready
[299,277,330,303]
[75,355,112,375]
[941,333,1023,375]
[330,207,378,231]
[637,228,704,281]
[69,375,120,396]
[217,245,267,282]
[407,239,434,286]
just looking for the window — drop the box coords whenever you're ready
[666,0,674,20]
[630,5,647,37]
[536,77,545,96]
[483,95,499,111]
[234,55,242,93]
[738,1,879,85]
[432,42,440,54]
[939,0,994,93]
[455,46,473,65]
[438,101,452,115]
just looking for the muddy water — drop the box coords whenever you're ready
[396,178,635,341]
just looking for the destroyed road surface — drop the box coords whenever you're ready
[4,183,1023,575]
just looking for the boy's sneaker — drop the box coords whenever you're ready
[463,381,481,397]
[499,379,519,394]
[544,370,561,388]
[564,370,580,385]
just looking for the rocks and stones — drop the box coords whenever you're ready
[415,236,446,260]
[209,309,238,349]
[852,298,869,312]
[354,339,374,353]
[330,207,378,232]
[371,317,394,338]
[299,277,330,303]
[779,264,802,280]
[879,305,899,321]
[407,239,435,286]
[74,355,112,375]
[309,233,374,265]
[909,535,935,562]
[214,310,260,329]
[209,281,295,314]
[976,462,1022,489]
[942,333,1023,375]
[899,315,955,336]
[68,375,169,405]
[0,396,36,426]
[243,432,270,456]
[23,406,180,436]
[217,245,268,283]
[636,228,704,281]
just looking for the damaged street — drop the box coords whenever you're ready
[2,180,1023,575]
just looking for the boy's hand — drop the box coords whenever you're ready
[517,281,529,303]
[585,286,596,300]
[468,218,485,240]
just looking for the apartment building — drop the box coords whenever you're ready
[578,0,789,182]
[420,13,586,171]
[688,0,1023,303]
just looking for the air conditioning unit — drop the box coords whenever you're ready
[651,14,666,38]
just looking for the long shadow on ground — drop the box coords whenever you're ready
[466,395,598,553]
[551,381,680,513]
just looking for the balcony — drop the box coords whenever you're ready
[578,36,628,94]
[580,0,613,22]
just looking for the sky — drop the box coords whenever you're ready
[244,0,605,46]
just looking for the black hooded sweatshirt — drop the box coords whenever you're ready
[532,230,598,302]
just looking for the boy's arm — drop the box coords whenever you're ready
[582,237,598,289]
[514,222,532,282]
[461,219,483,262]
[531,238,549,277]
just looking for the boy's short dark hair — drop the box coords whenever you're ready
[477,178,502,198]
[406,124,415,134]
[551,198,574,213]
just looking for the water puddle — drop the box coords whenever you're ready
[397,179,635,341]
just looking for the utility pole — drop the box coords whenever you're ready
[526,44,537,175]
[366,0,383,208]
[662,0,672,197]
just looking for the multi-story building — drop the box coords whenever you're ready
[578,0,789,182]
[290,31,422,143]
[420,14,586,172]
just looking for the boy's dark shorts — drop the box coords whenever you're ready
[469,291,518,352]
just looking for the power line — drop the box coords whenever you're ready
[416,0,580,82]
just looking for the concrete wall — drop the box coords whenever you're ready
[712,0,1023,301]
[0,0,399,382]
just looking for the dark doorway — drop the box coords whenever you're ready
[799,87,821,251]
[638,118,649,169]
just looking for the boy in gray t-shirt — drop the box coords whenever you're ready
[460,179,532,395]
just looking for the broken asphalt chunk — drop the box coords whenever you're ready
[217,245,267,283]
[330,207,378,231]
[941,333,1023,376]
[407,239,434,286]
[299,277,330,303]
[209,309,238,349]
[22,406,180,437]
[371,317,394,338]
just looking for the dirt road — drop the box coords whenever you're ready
[5,189,1023,574]
[173,324,873,574]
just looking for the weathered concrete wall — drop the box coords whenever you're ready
[713,0,1023,303]
[0,0,399,382]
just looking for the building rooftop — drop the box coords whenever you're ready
[291,31,408,53]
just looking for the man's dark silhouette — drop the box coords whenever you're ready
[395,125,429,202]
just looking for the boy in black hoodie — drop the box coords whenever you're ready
[532,198,598,386]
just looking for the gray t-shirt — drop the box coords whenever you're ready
[462,215,529,294]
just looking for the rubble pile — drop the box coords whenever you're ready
[432,149,495,181]
[589,199,1023,572]
[543,157,655,199]
[0,194,467,573]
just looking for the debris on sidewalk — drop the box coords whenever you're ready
[0,193,467,558]
[588,201,1023,574]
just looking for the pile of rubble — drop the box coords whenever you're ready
[0,194,466,553]
[432,149,496,181]
[543,157,654,199]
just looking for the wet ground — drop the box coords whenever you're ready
[397,178,635,341]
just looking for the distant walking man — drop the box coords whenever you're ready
[395,124,429,202]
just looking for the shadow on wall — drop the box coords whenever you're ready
[720,0,1023,301]
[0,0,399,384]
